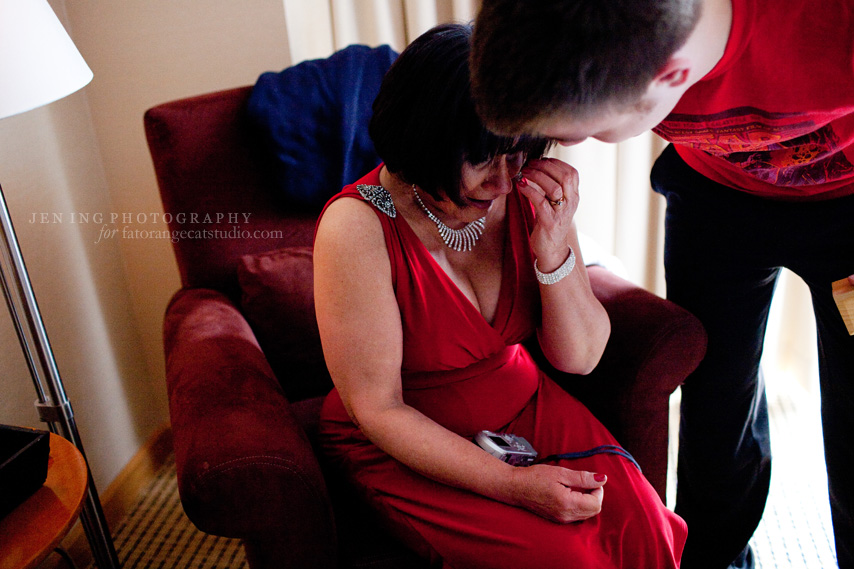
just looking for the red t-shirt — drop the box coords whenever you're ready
[653,0,854,201]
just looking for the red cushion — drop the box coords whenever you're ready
[237,246,332,401]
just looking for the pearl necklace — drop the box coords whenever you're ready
[412,185,486,252]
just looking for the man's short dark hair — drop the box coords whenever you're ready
[370,22,551,205]
[470,0,702,135]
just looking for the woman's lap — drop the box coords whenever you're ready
[321,376,686,568]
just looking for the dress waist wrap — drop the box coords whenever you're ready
[401,344,540,437]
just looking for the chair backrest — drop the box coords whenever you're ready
[144,86,319,299]
[145,45,397,300]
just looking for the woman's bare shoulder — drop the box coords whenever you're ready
[315,196,392,277]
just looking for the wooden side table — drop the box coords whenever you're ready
[0,433,89,569]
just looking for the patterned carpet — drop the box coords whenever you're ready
[749,392,837,568]
[92,387,836,569]
[88,459,247,568]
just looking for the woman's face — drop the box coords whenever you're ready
[443,151,526,222]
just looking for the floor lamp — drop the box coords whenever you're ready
[0,1,120,568]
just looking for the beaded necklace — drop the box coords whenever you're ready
[411,185,486,252]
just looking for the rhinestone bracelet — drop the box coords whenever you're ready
[534,247,576,285]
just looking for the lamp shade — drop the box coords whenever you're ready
[0,0,93,120]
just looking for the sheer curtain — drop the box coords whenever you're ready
[279,0,817,392]
[282,0,479,65]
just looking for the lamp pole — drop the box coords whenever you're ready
[0,183,120,569]
[0,1,119,564]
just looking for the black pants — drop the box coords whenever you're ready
[651,145,854,569]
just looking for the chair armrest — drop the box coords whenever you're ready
[539,266,707,500]
[586,265,707,397]
[163,287,336,566]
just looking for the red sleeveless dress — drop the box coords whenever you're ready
[318,166,687,568]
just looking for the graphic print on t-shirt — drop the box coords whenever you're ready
[655,106,854,187]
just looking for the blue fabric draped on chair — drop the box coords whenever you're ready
[247,44,398,208]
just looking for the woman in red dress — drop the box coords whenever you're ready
[314,23,687,569]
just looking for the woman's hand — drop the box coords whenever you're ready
[517,157,580,271]
[508,464,606,523]
[513,156,610,374]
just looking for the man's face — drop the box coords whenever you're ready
[535,89,683,146]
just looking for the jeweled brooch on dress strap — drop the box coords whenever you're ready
[357,184,397,218]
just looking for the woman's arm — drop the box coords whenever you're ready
[518,158,611,375]
[314,197,605,523]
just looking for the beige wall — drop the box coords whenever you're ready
[0,0,290,488]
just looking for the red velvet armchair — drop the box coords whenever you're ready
[144,85,706,569]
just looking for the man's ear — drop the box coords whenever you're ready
[653,57,692,88]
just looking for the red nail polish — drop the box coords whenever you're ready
[517,176,528,186]
[594,473,607,482]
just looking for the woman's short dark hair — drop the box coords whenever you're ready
[370,22,551,205]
